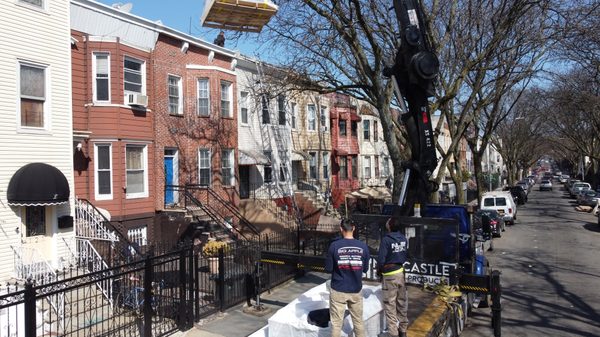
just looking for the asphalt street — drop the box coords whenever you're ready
[461,184,600,337]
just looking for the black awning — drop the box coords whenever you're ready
[7,163,70,206]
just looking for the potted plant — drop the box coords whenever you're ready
[202,240,229,274]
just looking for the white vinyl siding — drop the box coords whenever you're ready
[199,149,211,186]
[93,53,110,103]
[94,143,113,200]
[221,149,234,186]
[125,145,148,198]
[19,62,46,129]
[168,75,183,115]
[197,78,210,116]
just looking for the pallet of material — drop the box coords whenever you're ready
[201,0,278,33]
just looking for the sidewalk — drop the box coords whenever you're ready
[178,272,446,337]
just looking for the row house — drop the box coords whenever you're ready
[70,0,240,247]
[0,0,75,282]
[358,103,393,189]
[329,93,361,208]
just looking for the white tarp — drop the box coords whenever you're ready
[250,282,383,337]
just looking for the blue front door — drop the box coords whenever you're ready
[164,156,174,205]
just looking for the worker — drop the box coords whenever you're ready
[325,219,370,337]
[377,217,409,337]
[213,31,225,47]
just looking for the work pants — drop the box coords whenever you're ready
[329,288,365,337]
[382,272,408,335]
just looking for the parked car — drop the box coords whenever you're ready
[570,182,591,198]
[480,192,517,225]
[559,175,569,183]
[516,181,531,195]
[579,190,599,207]
[539,179,552,191]
[473,209,506,238]
[503,185,527,205]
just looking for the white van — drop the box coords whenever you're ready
[480,192,517,225]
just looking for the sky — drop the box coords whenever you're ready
[96,0,263,56]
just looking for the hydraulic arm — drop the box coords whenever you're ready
[384,0,440,216]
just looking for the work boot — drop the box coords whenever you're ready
[399,330,407,337]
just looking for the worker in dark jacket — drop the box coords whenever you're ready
[377,217,409,337]
[325,219,370,337]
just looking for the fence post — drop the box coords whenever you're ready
[178,248,187,328]
[491,270,502,337]
[193,249,200,321]
[218,248,225,311]
[187,246,195,328]
[24,280,36,337]
[143,255,153,337]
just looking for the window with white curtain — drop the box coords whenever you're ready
[221,81,232,117]
[125,145,147,198]
[19,63,46,128]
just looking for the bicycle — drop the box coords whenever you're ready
[114,275,163,318]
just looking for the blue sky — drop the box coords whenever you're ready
[96,0,262,55]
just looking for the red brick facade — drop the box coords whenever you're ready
[152,34,239,217]
[329,94,361,208]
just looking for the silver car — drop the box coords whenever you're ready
[539,180,552,191]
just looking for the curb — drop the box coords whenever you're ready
[407,297,450,337]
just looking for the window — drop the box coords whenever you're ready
[307,105,316,131]
[322,152,329,179]
[278,95,286,125]
[291,103,297,129]
[93,53,110,102]
[339,119,347,136]
[24,206,45,236]
[261,95,270,124]
[351,121,358,137]
[279,165,286,182]
[364,156,371,179]
[220,81,232,117]
[128,226,147,247]
[320,106,328,130]
[339,156,348,180]
[19,63,45,128]
[240,91,249,124]
[199,149,211,186]
[95,143,112,199]
[19,0,43,8]
[221,149,234,186]
[383,157,390,177]
[375,156,380,178]
[125,145,147,197]
[309,152,317,179]
[197,78,210,116]
[374,120,378,142]
[351,156,358,179]
[263,151,272,183]
[483,198,495,207]
[168,75,183,114]
[123,57,144,94]
[363,120,370,141]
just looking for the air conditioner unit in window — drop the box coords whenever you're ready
[126,93,148,107]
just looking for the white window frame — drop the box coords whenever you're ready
[94,143,113,200]
[364,155,371,179]
[18,61,49,131]
[307,104,316,131]
[198,148,212,186]
[221,149,235,186]
[123,56,146,97]
[383,156,390,177]
[240,91,249,125]
[363,120,370,141]
[125,144,148,199]
[17,0,45,10]
[322,152,330,179]
[168,74,183,115]
[92,52,111,103]
[278,95,286,126]
[220,81,233,118]
[197,78,210,116]
[320,105,329,131]
[309,152,318,179]
[291,102,297,129]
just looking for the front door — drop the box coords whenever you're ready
[164,149,178,206]
[21,206,54,268]
[239,166,250,199]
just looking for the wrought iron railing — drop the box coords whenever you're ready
[74,198,118,242]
